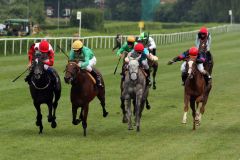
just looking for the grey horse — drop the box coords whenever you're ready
[121,58,149,132]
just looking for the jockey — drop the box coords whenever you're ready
[138,32,157,55]
[116,35,137,58]
[112,33,122,53]
[195,26,212,62]
[25,40,60,90]
[125,43,158,86]
[69,40,103,88]
[168,46,211,85]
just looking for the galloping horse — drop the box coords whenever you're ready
[64,61,108,136]
[183,56,212,130]
[120,56,151,123]
[28,54,61,134]
[198,39,214,75]
[122,58,149,131]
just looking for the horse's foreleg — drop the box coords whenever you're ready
[82,105,89,137]
[121,97,127,123]
[182,95,189,124]
[51,90,60,128]
[34,102,43,134]
[146,98,151,110]
[72,105,80,125]
[190,98,196,130]
[135,96,142,132]
[47,102,53,123]
[125,99,133,130]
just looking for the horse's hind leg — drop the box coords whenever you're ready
[47,102,57,129]
[34,102,43,134]
[146,98,151,110]
[97,90,108,117]
[121,97,127,123]
[125,99,133,130]
[152,64,158,90]
[51,89,61,128]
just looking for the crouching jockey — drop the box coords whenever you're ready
[168,46,211,85]
[70,40,103,88]
[125,43,158,86]
[25,40,60,90]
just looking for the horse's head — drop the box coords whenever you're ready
[186,56,197,79]
[32,52,45,80]
[128,58,139,81]
[64,61,79,84]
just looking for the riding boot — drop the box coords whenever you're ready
[145,69,152,86]
[90,68,104,88]
[203,71,212,85]
[181,72,188,86]
[47,68,61,91]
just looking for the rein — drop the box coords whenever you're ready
[31,75,51,90]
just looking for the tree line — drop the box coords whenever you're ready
[0,0,239,26]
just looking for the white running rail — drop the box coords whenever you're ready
[0,24,239,56]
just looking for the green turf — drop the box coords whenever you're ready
[0,31,240,160]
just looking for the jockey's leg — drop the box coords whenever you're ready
[197,63,211,85]
[85,56,103,88]
[181,62,187,85]
[141,59,151,86]
[90,68,103,88]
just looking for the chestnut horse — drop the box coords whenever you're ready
[64,61,108,136]
[148,59,158,90]
[183,57,212,130]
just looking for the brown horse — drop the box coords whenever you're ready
[64,61,108,136]
[183,56,212,130]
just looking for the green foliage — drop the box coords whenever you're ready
[154,0,240,23]
[70,8,104,31]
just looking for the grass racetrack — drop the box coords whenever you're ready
[0,31,240,160]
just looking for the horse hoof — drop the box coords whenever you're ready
[122,117,128,123]
[51,121,57,128]
[128,126,133,130]
[39,126,43,134]
[72,120,80,125]
[182,120,187,124]
[153,85,156,90]
[48,117,52,122]
[146,105,151,110]
[136,126,140,132]
[103,112,108,117]
[36,121,41,126]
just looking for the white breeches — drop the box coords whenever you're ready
[141,59,149,69]
[80,56,97,72]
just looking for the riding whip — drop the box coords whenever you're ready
[12,68,29,82]
[57,45,69,59]
[114,57,121,75]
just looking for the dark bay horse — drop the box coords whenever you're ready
[64,61,108,136]
[121,58,149,131]
[148,59,158,90]
[183,57,212,130]
[198,39,214,75]
[29,56,61,134]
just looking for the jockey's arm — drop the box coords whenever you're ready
[69,50,75,61]
[116,43,127,57]
[43,50,54,66]
[148,37,156,50]
[27,44,35,66]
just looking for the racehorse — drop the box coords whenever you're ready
[198,39,214,75]
[120,58,151,123]
[148,59,158,90]
[121,58,149,131]
[183,56,212,130]
[28,53,61,134]
[64,61,108,136]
